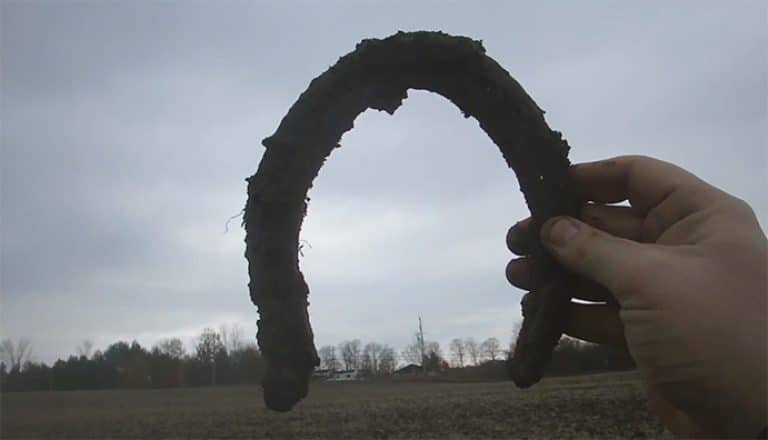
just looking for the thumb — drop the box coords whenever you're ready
[540,216,650,302]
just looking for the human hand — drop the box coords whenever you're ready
[505,156,767,438]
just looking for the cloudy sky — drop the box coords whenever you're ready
[2,1,765,364]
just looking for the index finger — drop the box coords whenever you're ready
[570,155,715,215]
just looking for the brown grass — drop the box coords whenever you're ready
[1,371,667,438]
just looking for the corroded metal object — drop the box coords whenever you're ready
[245,31,580,411]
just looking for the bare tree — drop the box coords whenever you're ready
[449,338,465,367]
[362,342,383,375]
[77,339,94,359]
[360,350,372,374]
[379,346,396,374]
[318,345,340,371]
[481,337,501,361]
[401,342,422,366]
[402,332,441,367]
[0,338,32,371]
[338,339,361,370]
[231,324,244,352]
[421,341,444,372]
[155,338,186,359]
[196,328,225,385]
[424,341,441,359]
[219,327,227,351]
[465,338,480,365]
[219,323,245,354]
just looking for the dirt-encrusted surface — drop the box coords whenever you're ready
[245,31,581,411]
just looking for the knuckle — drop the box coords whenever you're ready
[620,154,656,171]
[621,154,652,163]
[723,195,755,218]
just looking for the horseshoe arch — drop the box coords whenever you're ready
[245,31,581,411]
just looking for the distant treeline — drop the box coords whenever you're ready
[545,338,635,376]
[448,338,635,381]
[1,330,634,392]
[1,328,266,392]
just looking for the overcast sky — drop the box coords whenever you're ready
[2,1,765,364]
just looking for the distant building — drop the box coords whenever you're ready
[312,369,333,380]
[392,364,422,377]
[328,369,362,381]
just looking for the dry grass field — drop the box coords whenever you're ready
[1,371,667,438]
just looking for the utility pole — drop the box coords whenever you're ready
[418,316,426,373]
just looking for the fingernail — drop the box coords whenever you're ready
[548,218,580,247]
[506,258,524,280]
[507,223,525,251]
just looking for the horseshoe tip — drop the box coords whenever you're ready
[262,364,311,412]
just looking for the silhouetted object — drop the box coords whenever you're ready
[253,30,580,410]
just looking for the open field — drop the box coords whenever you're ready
[2,371,667,438]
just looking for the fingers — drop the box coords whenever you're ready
[506,257,613,302]
[507,203,647,256]
[570,155,717,215]
[540,216,658,303]
[639,184,718,243]
[581,204,645,242]
[506,205,646,302]
[505,257,532,288]
[565,302,626,348]
[506,218,533,255]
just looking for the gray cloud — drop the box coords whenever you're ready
[2,0,765,362]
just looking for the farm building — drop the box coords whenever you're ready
[328,369,362,381]
[392,364,423,377]
[312,369,333,380]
